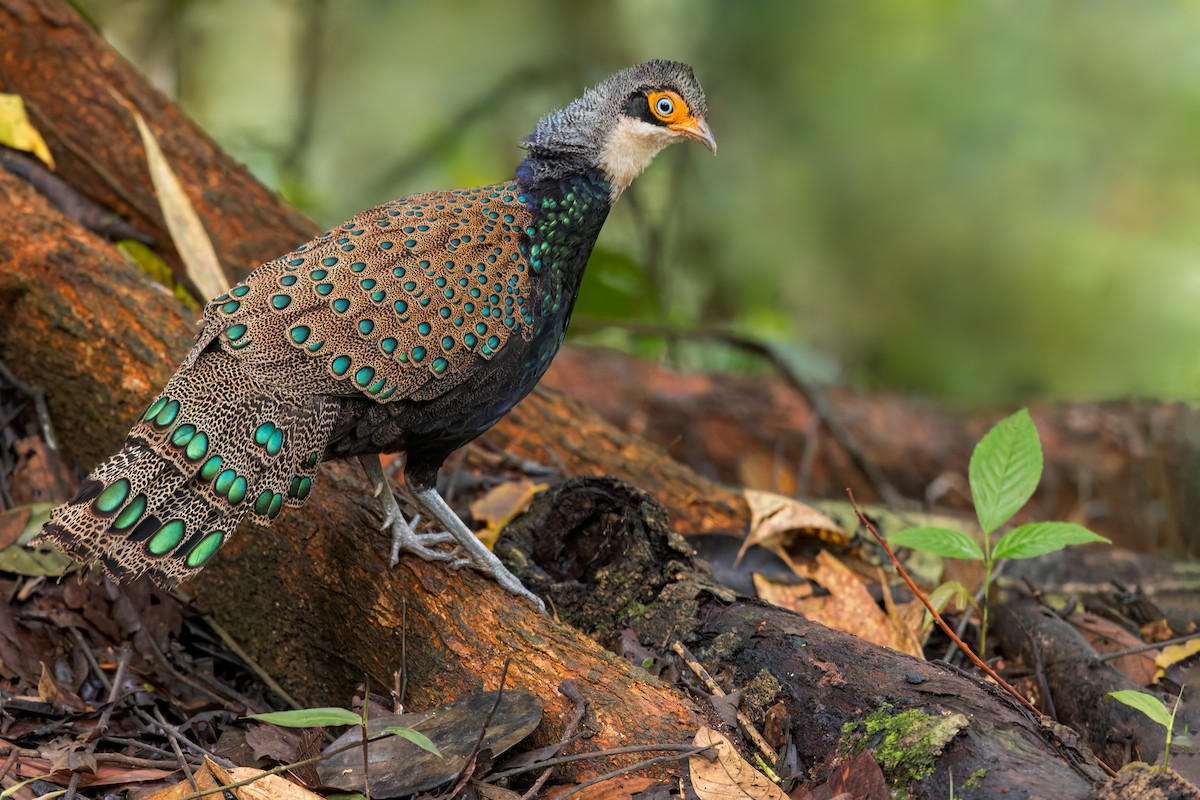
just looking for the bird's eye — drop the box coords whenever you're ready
[647,90,685,123]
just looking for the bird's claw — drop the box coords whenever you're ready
[387,517,458,566]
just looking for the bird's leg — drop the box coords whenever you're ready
[414,487,547,615]
[357,455,459,566]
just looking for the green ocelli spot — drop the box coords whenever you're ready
[255,490,273,515]
[355,367,375,387]
[290,476,312,499]
[221,300,241,314]
[186,432,209,461]
[200,456,222,481]
[267,493,284,519]
[333,298,351,313]
[148,520,186,555]
[290,326,310,344]
[153,399,180,428]
[331,356,352,375]
[112,494,147,531]
[225,324,248,341]
[266,428,284,456]
[186,531,224,568]
[93,478,131,514]
[432,357,448,374]
[254,422,275,446]
[271,294,292,310]
[143,397,167,421]
[229,476,248,505]
[214,469,236,496]
[411,346,426,362]
[171,424,197,447]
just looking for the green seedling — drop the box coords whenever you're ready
[888,409,1109,654]
[1107,688,1188,770]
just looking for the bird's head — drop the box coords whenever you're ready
[521,60,715,202]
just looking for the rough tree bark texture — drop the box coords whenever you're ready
[0,1,1121,794]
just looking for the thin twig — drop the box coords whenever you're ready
[1092,631,1200,664]
[0,359,56,450]
[670,641,777,764]
[453,658,512,788]
[487,744,719,782]
[552,747,714,799]
[168,735,384,800]
[847,489,1040,714]
[152,708,199,790]
[64,644,134,800]
[201,612,305,711]
[519,680,588,799]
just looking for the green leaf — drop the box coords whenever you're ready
[992,522,1110,560]
[888,527,984,560]
[969,409,1043,534]
[1107,691,1172,729]
[248,707,362,727]
[373,725,442,757]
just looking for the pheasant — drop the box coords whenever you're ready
[41,60,715,612]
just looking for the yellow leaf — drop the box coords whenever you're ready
[0,93,53,167]
[112,91,228,301]
[470,480,546,548]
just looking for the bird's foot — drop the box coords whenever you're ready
[415,488,547,615]
[386,512,462,567]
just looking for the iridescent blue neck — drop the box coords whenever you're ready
[515,166,612,367]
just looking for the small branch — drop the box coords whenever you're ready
[847,489,1039,714]
[670,640,777,764]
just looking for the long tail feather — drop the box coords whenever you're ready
[41,351,338,587]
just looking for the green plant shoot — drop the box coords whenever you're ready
[889,409,1109,654]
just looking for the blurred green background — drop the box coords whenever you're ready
[79,0,1200,403]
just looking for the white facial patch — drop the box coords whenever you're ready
[599,116,681,202]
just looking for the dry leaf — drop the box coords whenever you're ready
[740,489,845,573]
[113,91,228,301]
[690,726,786,800]
[1072,611,1159,687]
[755,552,919,656]
[474,782,524,800]
[470,479,546,548]
[229,766,326,799]
[0,93,53,167]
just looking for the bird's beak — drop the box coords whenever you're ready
[670,117,717,154]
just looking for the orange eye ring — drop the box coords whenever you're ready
[648,90,688,124]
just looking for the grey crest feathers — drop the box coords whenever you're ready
[520,60,708,187]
